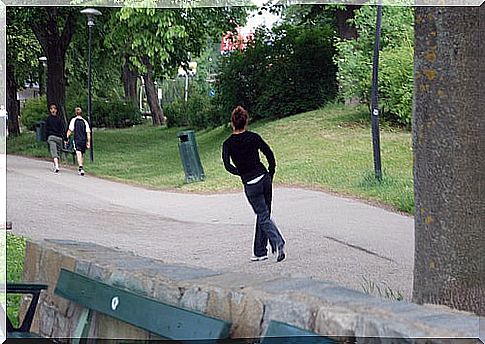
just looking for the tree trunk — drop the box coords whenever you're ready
[142,57,165,126]
[123,56,139,107]
[412,6,483,316]
[6,63,20,136]
[335,6,360,40]
[46,45,67,123]
[31,7,77,124]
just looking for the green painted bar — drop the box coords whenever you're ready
[7,332,43,338]
[54,269,231,340]
[262,321,336,344]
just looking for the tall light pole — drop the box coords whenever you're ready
[80,8,101,162]
[370,5,383,181]
[38,56,47,96]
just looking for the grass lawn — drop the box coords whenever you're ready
[8,104,414,214]
[6,233,27,327]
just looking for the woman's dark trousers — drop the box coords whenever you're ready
[244,173,285,257]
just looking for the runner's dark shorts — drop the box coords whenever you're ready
[74,140,87,154]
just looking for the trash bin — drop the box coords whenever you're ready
[177,130,205,183]
[35,120,46,142]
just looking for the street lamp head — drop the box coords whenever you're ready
[38,56,47,66]
[80,8,102,27]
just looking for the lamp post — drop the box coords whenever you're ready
[38,56,47,96]
[370,5,383,181]
[80,8,102,162]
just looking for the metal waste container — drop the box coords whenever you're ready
[177,130,205,183]
[35,120,46,142]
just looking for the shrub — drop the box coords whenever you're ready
[164,98,188,128]
[66,96,142,128]
[334,6,414,126]
[165,93,222,130]
[217,24,337,122]
[22,94,142,131]
[21,96,48,131]
[379,45,414,126]
[94,99,143,128]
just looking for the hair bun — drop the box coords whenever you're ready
[231,106,249,130]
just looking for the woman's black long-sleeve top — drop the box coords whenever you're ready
[222,131,276,184]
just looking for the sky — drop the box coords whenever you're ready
[242,5,281,34]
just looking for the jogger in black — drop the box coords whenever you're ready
[45,103,67,173]
[222,106,286,262]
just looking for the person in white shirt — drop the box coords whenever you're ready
[66,107,91,176]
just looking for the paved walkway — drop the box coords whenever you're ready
[7,155,415,299]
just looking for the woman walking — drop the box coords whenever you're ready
[222,106,286,262]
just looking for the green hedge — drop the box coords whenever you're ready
[21,95,143,130]
[165,93,222,129]
[66,96,143,128]
[21,96,48,131]
[334,6,414,127]
[216,24,337,122]
[379,45,414,126]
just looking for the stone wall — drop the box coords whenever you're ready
[21,239,481,342]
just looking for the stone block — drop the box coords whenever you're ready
[259,293,320,333]
[51,310,69,339]
[150,280,183,306]
[180,286,209,313]
[74,259,91,275]
[57,253,77,304]
[23,240,41,281]
[149,333,166,340]
[109,256,164,271]
[413,313,480,337]
[37,248,62,290]
[38,303,56,338]
[17,294,31,326]
[198,272,280,289]
[65,302,88,338]
[356,315,427,338]
[92,253,133,267]
[254,277,335,295]
[40,252,77,317]
[108,269,155,298]
[315,306,361,337]
[206,286,231,321]
[144,263,221,281]
[228,291,265,338]
[182,283,265,339]
[87,262,113,280]
[307,285,384,308]
[44,239,97,247]
[66,300,83,319]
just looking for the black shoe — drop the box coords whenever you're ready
[276,245,286,262]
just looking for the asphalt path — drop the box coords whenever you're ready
[7,155,415,299]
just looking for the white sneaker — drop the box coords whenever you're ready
[78,169,85,176]
[250,255,268,262]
